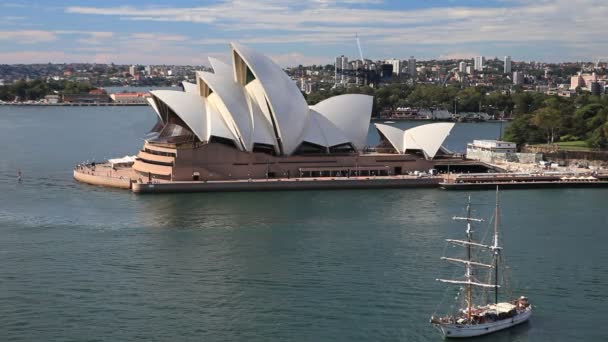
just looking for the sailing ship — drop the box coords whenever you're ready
[430,188,532,338]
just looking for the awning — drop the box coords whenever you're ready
[108,155,137,167]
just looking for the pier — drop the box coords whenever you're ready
[74,163,608,193]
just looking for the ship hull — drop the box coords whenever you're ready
[436,308,531,338]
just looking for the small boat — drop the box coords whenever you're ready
[383,121,396,124]
[430,188,532,338]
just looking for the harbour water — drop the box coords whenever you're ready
[1,106,607,341]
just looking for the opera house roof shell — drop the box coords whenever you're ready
[146,42,374,156]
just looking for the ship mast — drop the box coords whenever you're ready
[438,196,494,320]
[465,196,473,320]
[456,196,480,320]
[492,186,501,304]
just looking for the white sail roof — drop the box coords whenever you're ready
[248,92,278,149]
[311,94,373,150]
[150,90,236,144]
[146,96,162,122]
[197,70,253,150]
[150,90,207,141]
[302,110,351,149]
[208,57,233,78]
[231,42,309,155]
[182,81,199,94]
[205,100,237,142]
[374,122,455,159]
[406,122,455,159]
[143,43,375,156]
[375,123,406,153]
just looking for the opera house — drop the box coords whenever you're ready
[75,43,464,192]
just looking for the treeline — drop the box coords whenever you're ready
[305,83,543,116]
[0,79,96,101]
[504,93,608,148]
[306,83,608,148]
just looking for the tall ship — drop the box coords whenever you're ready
[430,189,532,338]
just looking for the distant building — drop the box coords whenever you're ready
[89,88,107,96]
[62,93,111,103]
[380,64,393,80]
[129,65,136,76]
[468,140,516,153]
[591,81,602,96]
[335,55,349,84]
[458,61,467,73]
[44,95,60,104]
[474,56,484,71]
[513,71,524,85]
[386,59,401,75]
[466,65,473,74]
[570,72,598,90]
[145,65,152,75]
[504,56,512,73]
[408,56,416,78]
[110,92,150,104]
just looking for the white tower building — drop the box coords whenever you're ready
[504,56,512,74]
[474,56,484,71]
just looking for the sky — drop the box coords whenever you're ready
[0,0,607,66]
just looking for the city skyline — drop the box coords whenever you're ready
[1,0,607,66]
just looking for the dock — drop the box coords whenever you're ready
[74,164,608,193]
[440,173,608,190]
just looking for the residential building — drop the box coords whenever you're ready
[504,56,512,73]
[474,56,484,71]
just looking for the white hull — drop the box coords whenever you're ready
[437,308,531,338]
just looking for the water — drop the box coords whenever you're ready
[0,106,607,341]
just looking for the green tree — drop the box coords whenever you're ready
[531,107,562,144]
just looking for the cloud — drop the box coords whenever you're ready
[2,0,603,64]
[130,33,187,41]
[0,30,58,43]
[269,52,330,67]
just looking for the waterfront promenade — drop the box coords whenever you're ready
[74,162,608,193]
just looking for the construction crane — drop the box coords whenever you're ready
[356,33,364,62]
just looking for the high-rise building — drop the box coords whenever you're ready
[466,66,473,74]
[459,61,467,73]
[386,59,401,75]
[474,56,484,71]
[513,71,524,85]
[335,55,349,84]
[408,56,416,78]
[590,81,602,96]
[129,65,137,76]
[504,56,512,74]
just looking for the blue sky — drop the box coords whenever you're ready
[0,0,606,66]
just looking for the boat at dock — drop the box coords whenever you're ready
[430,188,532,338]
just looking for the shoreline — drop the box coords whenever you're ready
[73,163,608,194]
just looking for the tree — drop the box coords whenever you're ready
[531,107,562,144]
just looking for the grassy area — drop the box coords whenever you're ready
[555,141,593,151]
[530,141,595,151]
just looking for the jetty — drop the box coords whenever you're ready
[440,173,608,190]
[74,163,608,193]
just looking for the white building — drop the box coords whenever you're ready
[459,61,467,73]
[129,65,137,76]
[386,59,401,75]
[467,140,516,153]
[335,55,349,84]
[504,56,512,74]
[474,56,484,71]
[513,71,524,85]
